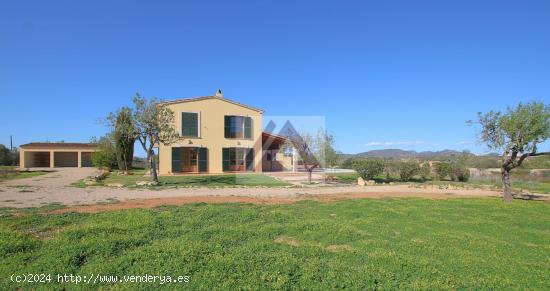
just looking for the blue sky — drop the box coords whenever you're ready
[1,0,549,156]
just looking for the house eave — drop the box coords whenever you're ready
[158,96,264,113]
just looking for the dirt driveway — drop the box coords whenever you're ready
[1,169,546,212]
[2,168,96,189]
[0,168,498,208]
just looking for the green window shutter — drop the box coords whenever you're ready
[224,116,231,138]
[172,147,181,173]
[222,148,230,171]
[190,113,198,137]
[181,113,188,135]
[244,117,252,139]
[182,112,198,137]
[198,148,208,173]
[246,148,254,171]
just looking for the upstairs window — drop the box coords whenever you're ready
[224,115,252,139]
[181,112,199,137]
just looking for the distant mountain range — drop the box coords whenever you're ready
[349,149,478,158]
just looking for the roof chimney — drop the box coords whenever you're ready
[215,89,223,98]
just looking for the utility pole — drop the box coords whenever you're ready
[10,135,13,151]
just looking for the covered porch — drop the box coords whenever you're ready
[262,132,296,172]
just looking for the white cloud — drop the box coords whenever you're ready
[457,140,474,145]
[365,141,426,147]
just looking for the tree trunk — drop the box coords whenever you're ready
[127,139,135,169]
[121,143,129,175]
[149,151,159,183]
[307,169,312,184]
[501,167,513,202]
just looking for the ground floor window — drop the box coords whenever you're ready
[172,147,208,173]
[222,148,254,172]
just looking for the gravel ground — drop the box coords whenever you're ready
[0,168,513,208]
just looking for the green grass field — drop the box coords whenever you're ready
[73,168,291,188]
[327,172,360,183]
[1,198,548,289]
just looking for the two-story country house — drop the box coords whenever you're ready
[158,90,272,175]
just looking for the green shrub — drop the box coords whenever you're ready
[521,155,550,169]
[397,160,420,181]
[435,161,470,182]
[0,145,17,166]
[420,163,431,181]
[468,157,500,169]
[91,135,116,170]
[92,150,114,170]
[450,162,470,182]
[459,169,470,182]
[341,158,356,169]
[352,159,385,180]
[383,160,399,180]
[435,162,452,180]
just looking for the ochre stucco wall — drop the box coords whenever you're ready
[158,98,263,175]
[20,148,96,168]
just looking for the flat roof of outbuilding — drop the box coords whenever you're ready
[19,143,98,150]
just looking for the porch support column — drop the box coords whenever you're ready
[20,150,25,169]
[78,151,82,168]
[50,151,55,168]
[293,148,298,172]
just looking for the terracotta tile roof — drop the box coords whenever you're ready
[159,96,264,113]
[20,142,98,149]
[262,132,288,150]
[262,131,287,141]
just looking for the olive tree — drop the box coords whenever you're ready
[317,129,337,168]
[132,93,180,183]
[474,101,550,201]
[434,162,451,180]
[353,159,385,181]
[296,132,320,184]
[397,160,420,181]
[447,151,471,182]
